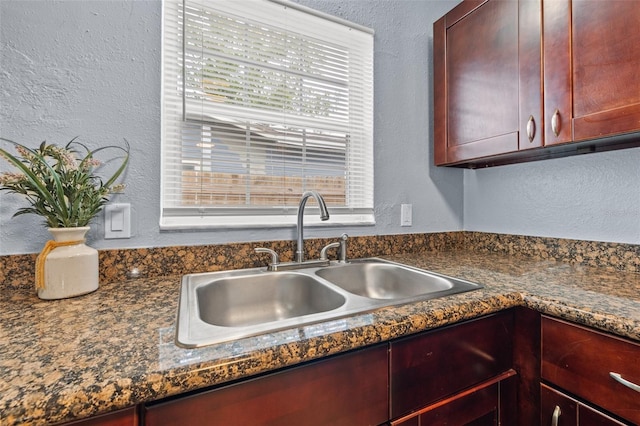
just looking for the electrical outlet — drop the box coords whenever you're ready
[401,204,412,227]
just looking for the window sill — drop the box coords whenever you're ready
[159,213,375,231]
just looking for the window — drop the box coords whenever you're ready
[161,0,374,229]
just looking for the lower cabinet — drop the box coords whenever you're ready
[143,344,389,426]
[389,311,516,425]
[143,311,518,426]
[391,373,517,426]
[51,310,640,426]
[541,384,627,426]
[541,316,640,425]
[58,312,640,426]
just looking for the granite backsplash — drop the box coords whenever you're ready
[1,231,639,290]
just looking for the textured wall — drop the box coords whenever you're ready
[3,0,636,255]
[0,0,463,255]
[464,149,640,244]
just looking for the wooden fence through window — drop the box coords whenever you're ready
[181,171,346,206]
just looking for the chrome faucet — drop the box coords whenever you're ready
[255,191,332,271]
[295,190,330,263]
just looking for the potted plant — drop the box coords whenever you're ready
[0,137,129,299]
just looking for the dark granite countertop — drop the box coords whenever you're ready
[1,250,639,425]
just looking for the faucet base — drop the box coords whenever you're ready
[266,259,331,272]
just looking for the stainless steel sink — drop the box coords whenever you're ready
[315,261,480,300]
[196,273,346,327]
[176,258,483,348]
[177,269,367,348]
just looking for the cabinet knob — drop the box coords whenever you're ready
[551,405,561,426]
[551,109,561,137]
[610,372,640,393]
[527,115,536,142]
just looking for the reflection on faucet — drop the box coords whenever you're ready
[296,190,330,263]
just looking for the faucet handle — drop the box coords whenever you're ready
[339,233,348,263]
[320,242,341,261]
[255,248,280,268]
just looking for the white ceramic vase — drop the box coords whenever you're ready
[37,226,99,300]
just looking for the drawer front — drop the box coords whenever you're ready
[541,383,628,426]
[390,311,513,418]
[541,383,578,426]
[541,316,640,424]
[391,373,516,426]
[417,382,499,426]
[579,404,628,426]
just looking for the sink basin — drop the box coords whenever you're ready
[177,269,358,347]
[316,260,482,300]
[196,273,346,327]
[176,258,483,348]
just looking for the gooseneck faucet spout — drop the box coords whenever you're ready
[296,190,329,263]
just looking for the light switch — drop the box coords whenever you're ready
[111,209,124,231]
[105,203,131,239]
[401,203,412,227]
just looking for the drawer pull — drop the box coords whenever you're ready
[610,372,640,392]
[551,405,561,426]
[527,115,536,142]
[551,109,561,137]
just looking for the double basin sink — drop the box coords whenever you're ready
[176,258,483,348]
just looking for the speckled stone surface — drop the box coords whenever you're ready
[0,238,639,425]
[0,232,462,289]
[2,232,639,290]
[463,232,640,273]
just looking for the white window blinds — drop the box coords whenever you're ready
[161,0,374,229]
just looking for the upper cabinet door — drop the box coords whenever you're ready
[545,0,640,145]
[434,0,542,166]
[435,0,640,167]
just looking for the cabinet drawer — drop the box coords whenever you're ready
[541,383,578,425]
[541,316,640,424]
[580,404,629,426]
[399,382,499,426]
[541,383,628,426]
[391,372,516,426]
[390,311,513,418]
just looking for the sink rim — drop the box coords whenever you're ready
[176,258,483,348]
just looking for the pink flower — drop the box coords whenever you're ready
[0,172,26,185]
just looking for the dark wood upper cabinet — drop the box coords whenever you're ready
[435,0,640,167]
[541,0,571,146]
[434,0,543,166]
[545,0,640,145]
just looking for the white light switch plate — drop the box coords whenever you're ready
[104,203,131,239]
[401,203,412,227]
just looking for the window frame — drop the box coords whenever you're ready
[160,0,375,230]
